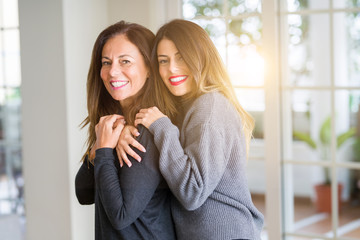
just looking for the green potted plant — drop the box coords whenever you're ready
[293,116,356,213]
[350,136,360,204]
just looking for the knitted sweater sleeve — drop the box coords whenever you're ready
[75,157,95,205]
[94,127,163,230]
[149,98,228,211]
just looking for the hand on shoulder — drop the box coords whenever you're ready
[135,107,166,129]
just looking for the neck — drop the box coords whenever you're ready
[119,99,131,117]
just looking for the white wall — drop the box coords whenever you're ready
[18,1,181,239]
[19,0,71,239]
[62,1,109,239]
[19,0,107,239]
[108,0,181,32]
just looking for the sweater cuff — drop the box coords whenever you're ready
[95,148,114,159]
[149,117,172,135]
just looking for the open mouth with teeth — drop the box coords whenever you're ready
[169,75,188,86]
[110,80,128,89]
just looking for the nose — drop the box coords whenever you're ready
[169,60,179,73]
[109,62,121,77]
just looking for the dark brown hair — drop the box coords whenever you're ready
[81,20,172,161]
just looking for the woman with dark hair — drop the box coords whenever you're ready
[122,19,264,240]
[75,20,176,240]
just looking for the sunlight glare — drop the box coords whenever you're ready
[228,44,265,87]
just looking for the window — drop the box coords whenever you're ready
[183,0,360,239]
[282,0,360,239]
[0,0,24,239]
[182,0,267,237]
[183,0,265,138]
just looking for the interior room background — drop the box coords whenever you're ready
[0,0,359,239]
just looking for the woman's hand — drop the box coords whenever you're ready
[95,114,125,149]
[135,106,166,129]
[116,125,146,167]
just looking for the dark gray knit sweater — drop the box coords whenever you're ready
[75,125,176,240]
[149,92,264,240]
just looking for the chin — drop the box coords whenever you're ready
[167,89,182,96]
[111,95,126,102]
[171,92,184,97]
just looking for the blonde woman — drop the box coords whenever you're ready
[121,19,264,240]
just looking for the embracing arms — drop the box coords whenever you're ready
[120,102,230,211]
[75,114,124,204]
[76,114,164,230]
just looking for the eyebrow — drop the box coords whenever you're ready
[119,54,132,58]
[157,52,181,58]
[102,54,133,59]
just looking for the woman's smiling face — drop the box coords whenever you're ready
[157,38,193,97]
[100,34,148,106]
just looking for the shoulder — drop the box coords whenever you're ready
[193,91,227,106]
[185,92,238,125]
[121,125,161,173]
[136,125,153,140]
[191,92,233,114]
[134,125,159,156]
[134,125,157,149]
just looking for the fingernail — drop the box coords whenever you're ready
[135,131,140,136]
[142,148,146,152]
[136,157,142,162]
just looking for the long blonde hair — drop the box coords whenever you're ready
[151,19,254,156]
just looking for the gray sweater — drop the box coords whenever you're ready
[149,92,264,240]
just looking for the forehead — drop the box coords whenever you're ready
[102,34,141,57]
[157,38,179,55]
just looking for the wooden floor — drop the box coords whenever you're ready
[252,194,360,239]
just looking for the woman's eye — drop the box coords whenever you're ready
[121,60,130,64]
[158,59,168,64]
[102,61,110,66]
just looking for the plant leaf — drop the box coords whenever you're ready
[337,128,356,148]
[293,131,317,149]
[353,137,360,162]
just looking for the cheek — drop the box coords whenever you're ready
[159,68,167,82]
[188,78,196,91]
[130,69,146,85]
[100,68,107,80]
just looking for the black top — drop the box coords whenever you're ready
[75,125,176,240]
